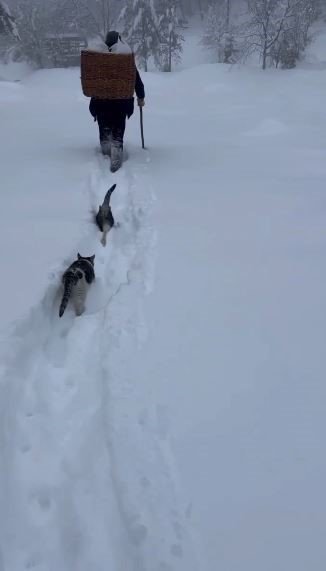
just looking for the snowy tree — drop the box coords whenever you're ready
[179,0,211,19]
[156,0,184,71]
[69,0,121,40]
[7,0,123,66]
[202,0,237,63]
[241,0,320,69]
[50,0,82,34]
[272,0,320,68]
[9,0,52,66]
[120,0,160,71]
[241,0,288,69]
[0,1,19,38]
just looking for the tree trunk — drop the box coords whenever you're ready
[168,31,172,72]
[103,0,111,33]
[197,0,204,20]
[262,46,267,69]
[141,15,148,72]
[226,0,230,30]
[262,29,268,70]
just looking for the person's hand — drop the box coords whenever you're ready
[137,98,145,107]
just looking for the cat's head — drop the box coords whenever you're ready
[78,253,95,265]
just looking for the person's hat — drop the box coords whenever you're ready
[105,31,120,48]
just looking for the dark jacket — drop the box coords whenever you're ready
[89,69,145,121]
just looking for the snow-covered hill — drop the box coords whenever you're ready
[1,47,326,570]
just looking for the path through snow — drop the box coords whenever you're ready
[0,148,198,571]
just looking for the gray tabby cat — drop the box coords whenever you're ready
[59,253,95,317]
[95,184,116,246]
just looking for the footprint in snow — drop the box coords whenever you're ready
[29,489,53,524]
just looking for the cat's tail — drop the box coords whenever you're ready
[102,184,116,208]
[59,271,82,317]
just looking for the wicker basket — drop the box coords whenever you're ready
[81,50,136,99]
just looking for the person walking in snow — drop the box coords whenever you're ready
[89,31,145,173]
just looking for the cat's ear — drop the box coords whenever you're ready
[90,255,95,263]
[77,253,82,260]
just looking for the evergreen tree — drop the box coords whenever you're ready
[51,0,81,34]
[121,0,159,71]
[13,0,47,66]
[67,0,121,40]
[79,0,118,40]
[203,2,227,63]
[0,1,19,38]
[156,0,184,71]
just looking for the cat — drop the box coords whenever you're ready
[59,253,95,317]
[95,184,116,246]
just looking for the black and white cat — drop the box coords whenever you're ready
[95,184,116,246]
[59,253,95,317]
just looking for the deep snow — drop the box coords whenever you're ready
[1,31,326,570]
[140,62,326,570]
[0,69,198,571]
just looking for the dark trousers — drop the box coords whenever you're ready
[98,112,126,149]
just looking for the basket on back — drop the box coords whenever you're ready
[81,50,136,100]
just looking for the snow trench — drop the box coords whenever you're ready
[0,153,198,571]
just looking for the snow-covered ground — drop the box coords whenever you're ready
[1,29,326,570]
[0,60,32,82]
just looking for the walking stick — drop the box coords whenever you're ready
[140,106,145,149]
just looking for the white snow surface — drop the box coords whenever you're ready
[0,69,198,571]
[0,60,32,82]
[1,48,326,571]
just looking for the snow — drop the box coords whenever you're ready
[0,60,32,82]
[0,66,198,571]
[304,24,326,67]
[178,19,209,69]
[145,63,326,570]
[110,38,132,54]
[1,30,326,570]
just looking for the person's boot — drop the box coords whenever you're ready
[100,128,111,156]
[110,143,123,173]
[101,140,111,156]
